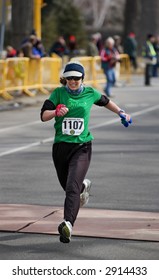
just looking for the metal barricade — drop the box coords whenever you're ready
[26,58,49,95]
[119,54,131,82]
[0,57,63,100]
[0,59,13,100]
[5,57,33,96]
[41,57,62,89]
[0,54,131,101]
[92,56,106,87]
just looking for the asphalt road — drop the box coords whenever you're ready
[0,75,159,260]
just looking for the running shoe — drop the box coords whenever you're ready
[80,179,92,207]
[58,220,72,243]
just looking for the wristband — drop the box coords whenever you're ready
[118,109,125,115]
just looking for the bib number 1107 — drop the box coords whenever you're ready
[62,118,84,136]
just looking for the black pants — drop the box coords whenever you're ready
[145,64,152,85]
[52,141,92,226]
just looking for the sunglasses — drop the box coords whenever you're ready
[66,76,82,81]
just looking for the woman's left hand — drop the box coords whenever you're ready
[119,111,132,127]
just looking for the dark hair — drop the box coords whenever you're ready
[60,77,67,85]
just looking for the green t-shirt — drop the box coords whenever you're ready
[49,86,102,143]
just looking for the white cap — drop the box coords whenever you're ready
[63,61,85,78]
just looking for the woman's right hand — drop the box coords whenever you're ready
[55,104,69,117]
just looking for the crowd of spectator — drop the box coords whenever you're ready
[5,31,47,59]
[2,30,159,79]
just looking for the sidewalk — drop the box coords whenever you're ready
[0,204,159,241]
[0,91,48,112]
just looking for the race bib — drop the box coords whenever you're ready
[62,118,84,136]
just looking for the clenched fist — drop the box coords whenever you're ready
[55,104,69,117]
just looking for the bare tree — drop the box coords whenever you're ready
[73,0,111,29]
[92,0,111,29]
[11,0,33,49]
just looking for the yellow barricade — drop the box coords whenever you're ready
[119,54,131,82]
[0,60,13,100]
[93,56,106,87]
[26,57,62,95]
[0,57,63,100]
[0,55,131,101]
[0,60,14,100]
[26,58,49,95]
[5,57,33,96]
[41,57,62,89]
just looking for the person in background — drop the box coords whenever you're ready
[152,35,159,77]
[100,37,120,97]
[94,32,103,54]
[142,34,157,85]
[49,36,68,57]
[40,61,132,243]
[16,49,24,57]
[68,35,79,58]
[6,46,17,58]
[21,35,41,59]
[114,35,123,54]
[113,35,123,86]
[20,29,46,58]
[21,29,37,45]
[124,32,138,70]
[32,40,47,57]
[86,34,99,57]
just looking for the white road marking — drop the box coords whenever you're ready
[0,137,53,157]
[0,104,159,157]
[0,120,40,134]
[125,103,149,108]
[89,104,159,129]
